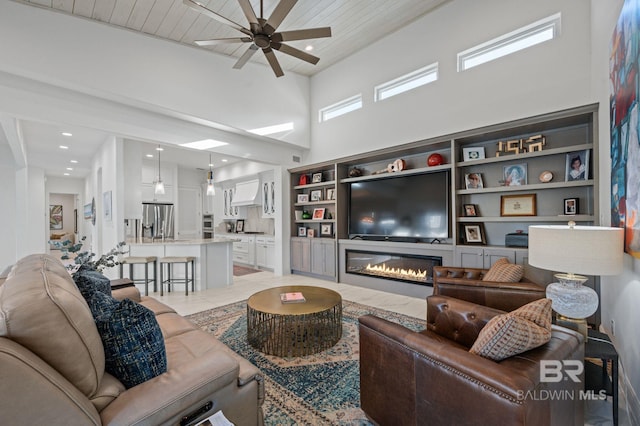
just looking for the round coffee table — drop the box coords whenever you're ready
[247,286,342,357]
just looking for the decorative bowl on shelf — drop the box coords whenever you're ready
[539,171,553,183]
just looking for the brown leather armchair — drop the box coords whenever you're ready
[433,265,547,312]
[359,295,584,426]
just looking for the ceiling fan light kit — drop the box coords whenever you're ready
[184,0,332,77]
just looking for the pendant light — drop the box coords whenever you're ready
[154,145,165,195]
[206,154,215,196]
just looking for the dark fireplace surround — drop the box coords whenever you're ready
[345,249,442,287]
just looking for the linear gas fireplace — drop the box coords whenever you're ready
[345,249,442,286]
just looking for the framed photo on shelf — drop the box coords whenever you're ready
[464,173,484,189]
[321,223,333,236]
[235,219,245,233]
[298,227,307,237]
[310,189,323,201]
[500,194,537,216]
[312,172,323,183]
[463,204,478,217]
[564,198,579,215]
[312,208,326,220]
[565,150,590,181]
[461,223,486,245]
[297,194,309,203]
[326,188,336,200]
[462,147,485,161]
[503,164,527,186]
[307,229,316,238]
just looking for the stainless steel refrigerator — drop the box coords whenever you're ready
[142,202,174,240]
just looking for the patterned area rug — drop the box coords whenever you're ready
[186,300,426,425]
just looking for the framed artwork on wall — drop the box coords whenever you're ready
[103,191,112,222]
[50,205,63,230]
[500,194,537,217]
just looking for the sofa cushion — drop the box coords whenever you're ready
[0,254,105,397]
[89,291,167,388]
[469,298,552,361]
[482,257,524,282]
[73,267,112,299]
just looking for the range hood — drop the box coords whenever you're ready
[230,179,261,206]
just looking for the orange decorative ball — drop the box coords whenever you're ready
[427,153,444,166]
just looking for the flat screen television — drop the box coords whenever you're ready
[348,171,450,241]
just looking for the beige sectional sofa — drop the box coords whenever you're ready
[0,254,264,425]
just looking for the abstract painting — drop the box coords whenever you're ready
[611,0,640,258]
[49,205,63,230]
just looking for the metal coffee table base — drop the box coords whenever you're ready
[247,286,342,357]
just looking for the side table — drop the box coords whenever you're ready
[585,329,618,426]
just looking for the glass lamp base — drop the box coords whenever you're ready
[545,274,598,319]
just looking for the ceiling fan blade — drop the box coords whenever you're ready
[272,27,332,43]
[263,0,297,35]
[233,44,259,69]
[195,37,253,46]
[271,42,320,65]
[183,0,252,37]
[237,0,260,32]
[262,47,284,77]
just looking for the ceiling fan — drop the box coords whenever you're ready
[184,0,332,77]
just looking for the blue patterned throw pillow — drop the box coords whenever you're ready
[88,291,167,388]
[73,267,111,300]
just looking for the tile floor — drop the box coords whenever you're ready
[143,270,621,426]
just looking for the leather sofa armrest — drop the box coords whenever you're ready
[100,349,243,425]
[111,286,141,303]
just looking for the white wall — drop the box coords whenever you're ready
[309,0,592,164]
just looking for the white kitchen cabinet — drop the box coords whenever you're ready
[232,235,256,266]
[256,236,275,270]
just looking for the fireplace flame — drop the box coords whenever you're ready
[365,263,427,280]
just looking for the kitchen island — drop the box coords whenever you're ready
[127,238,237,291]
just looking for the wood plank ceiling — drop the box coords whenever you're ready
[21,0,450,76]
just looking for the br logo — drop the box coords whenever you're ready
[540,360,583,383]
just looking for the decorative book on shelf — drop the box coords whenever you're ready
[280,292,306,304]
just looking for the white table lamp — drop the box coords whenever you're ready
[528,222,623,337]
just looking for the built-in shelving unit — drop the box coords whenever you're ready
[289,103,599,285]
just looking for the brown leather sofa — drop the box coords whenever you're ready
[433,265,547,312]
[0,254,264,425]
[359,295,584,426]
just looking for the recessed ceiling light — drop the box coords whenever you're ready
[221,159,228,162]
[156,147,164,151]
[63,173,70,176]
[179,139,228,150]
[146,154,154,158]
[59,145,69,149]
[66,167,73,171]
[305,45,313,51]
[70,160,78,163]
[61,132,73,137]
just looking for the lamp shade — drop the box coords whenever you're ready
[528,225,623,276]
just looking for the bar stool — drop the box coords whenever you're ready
[119,256,157,296]
[159,256,196,296]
